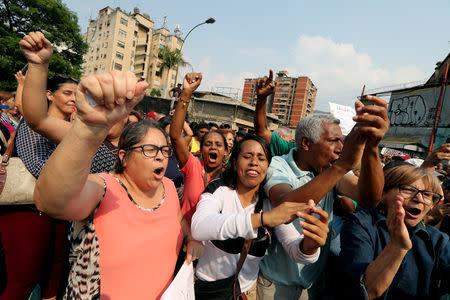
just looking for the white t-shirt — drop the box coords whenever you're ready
[191,185,320,292]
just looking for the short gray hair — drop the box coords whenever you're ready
[273,126,292,138]
[295,114,340,147]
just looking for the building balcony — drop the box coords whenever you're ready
[137,38,148,46]
[134,64,144,72]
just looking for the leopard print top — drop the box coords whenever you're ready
[64,217,101,299]
[63,181,105,299]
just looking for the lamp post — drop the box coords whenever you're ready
[170,17,215,108]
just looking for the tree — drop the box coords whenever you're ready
[158,45,188,97]
[0,0,88,91]
[150,88,161,97]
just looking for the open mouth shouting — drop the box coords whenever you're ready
[207,152,219,165]
[153,167,165,180]
[405,207,422,219]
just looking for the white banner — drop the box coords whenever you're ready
[329,102,356,136]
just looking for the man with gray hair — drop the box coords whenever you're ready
[254,70,390,299]
[274,126,293,141]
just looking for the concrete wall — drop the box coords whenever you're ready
[387,85,450,149]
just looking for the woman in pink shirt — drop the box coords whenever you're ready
[170,73,229,224]
[33,71,203,299]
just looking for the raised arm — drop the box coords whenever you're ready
[19,31,71,143]
[14,70,25,115]
[169,73,202,168]
[182,120,194,146]
[34,71,148,220]
[353,96,389,207]
[254,70,274,144]
[421,143,450,172]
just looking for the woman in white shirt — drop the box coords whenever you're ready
[191,134,330,300]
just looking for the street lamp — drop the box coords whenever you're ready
[171,17,215,105]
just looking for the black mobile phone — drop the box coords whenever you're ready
[358,85,373,105]
[360,95,374,106]
[21,64,28,75]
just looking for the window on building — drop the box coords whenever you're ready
[133,40,135,47]
[114,63,122,71]
[120,17,128,26]
[116,52,124,60]
[117,41,125,48]
[155,66,162,77]
[131,50,134,57]
[119,29,127,37]
[103,42,108,48]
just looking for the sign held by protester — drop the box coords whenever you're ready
[329,102,356,136]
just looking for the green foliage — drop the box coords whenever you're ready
[158,45,187,71]
[150,88,161,97]
[158,45,189,92]
[0,0,88,91]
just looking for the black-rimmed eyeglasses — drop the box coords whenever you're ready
[396,184,442,205]
[128,144,172,158]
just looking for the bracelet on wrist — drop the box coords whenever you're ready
[259,211,272,244]
[177,96,190,106]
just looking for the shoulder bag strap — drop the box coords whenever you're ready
[232,238,253,300]
[234,238,253,281]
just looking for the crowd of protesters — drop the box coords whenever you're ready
[0,31,448,300]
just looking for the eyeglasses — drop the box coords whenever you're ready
[128,144,172,158]
[397,184,442,205]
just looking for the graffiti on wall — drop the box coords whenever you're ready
[388,95,428,126]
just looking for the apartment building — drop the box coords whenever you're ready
[82,7,153,80]
[242,71,317,128]
[147,26,183,92]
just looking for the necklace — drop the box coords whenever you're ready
[109,173,165,212]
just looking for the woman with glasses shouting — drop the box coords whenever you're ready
[34,71,204,299]
[339,164,449,299]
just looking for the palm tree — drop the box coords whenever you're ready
[158,45,189,97]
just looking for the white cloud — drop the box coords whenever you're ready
[291,35,426,109]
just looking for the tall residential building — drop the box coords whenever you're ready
[242,71,317,128]
[83,7,156,81]
[147,27,183,93]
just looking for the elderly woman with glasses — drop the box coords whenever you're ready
[33,71,203,299]
[339,164,449,299]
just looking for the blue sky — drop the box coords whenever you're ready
[64,0,450,111]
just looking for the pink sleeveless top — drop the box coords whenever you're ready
[94,174,183,299]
